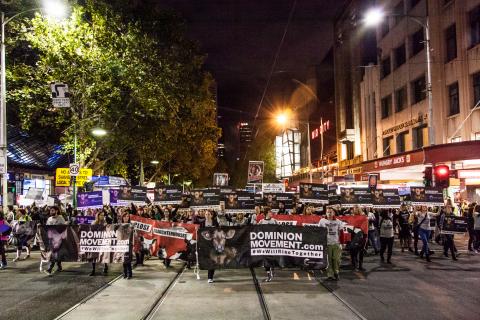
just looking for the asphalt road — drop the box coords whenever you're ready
[1,235,479,320]
[0,251,122,320]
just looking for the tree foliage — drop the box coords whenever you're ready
[7,0,220,184]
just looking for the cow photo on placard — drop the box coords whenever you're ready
[191,190,206,206]
[372,189,385,205]
[225,193,239,209]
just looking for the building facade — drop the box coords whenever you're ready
[357,0,480,202]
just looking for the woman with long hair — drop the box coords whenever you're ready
[90,211,108,276]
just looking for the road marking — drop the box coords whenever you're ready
[293,272,300,280]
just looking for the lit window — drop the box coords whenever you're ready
[451,136,461,143]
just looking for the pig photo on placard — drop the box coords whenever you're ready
[37,225,80,262]
[225,193,239,209]
[118,185,132,201]
[263,193,277,208]
[191,190,206,206]
[411,187,426,202]
[340,187,357,204]
[372,189,385,205]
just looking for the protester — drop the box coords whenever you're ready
[473,204,480,253]
[203,210,219,283]
[318,207,345,280]
[0,212,9,269]
[379,210,394,264]
[90,211,108,276]
[367,208,379,255]
[440,204,457,261]
[44,206,67,275]
[121,212,133,279]
[416,206,437,262]
[397,204,413,253]
[466,203,476,252]
[12,209,32,262]
[348,206,366,271]
[258,208,277,282]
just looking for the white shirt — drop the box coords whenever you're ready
[318,219,345,245]
[379,218,394,238]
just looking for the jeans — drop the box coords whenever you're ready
[123,262,132,277]
[419,228,431,257]
[380,237,394,262]
[368,230,379,252]
[208,269,215,280]
[413,228,419,253]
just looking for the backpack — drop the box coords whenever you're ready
[347,229,364,251]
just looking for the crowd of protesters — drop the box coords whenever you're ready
[0,198,479,284]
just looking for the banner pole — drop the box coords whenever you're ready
[195,228,200,280]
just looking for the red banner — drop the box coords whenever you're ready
[256,214,368,234]
[130,215,198,258]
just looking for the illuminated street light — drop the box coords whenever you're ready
[363,8,385,27]
[91,128,107,137]
[150,160,160,165]
[276,113,289,126]
[43,0,68,20]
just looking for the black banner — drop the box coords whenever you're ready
[441,216,468,234]
[328,185,340,205]
[371,189,401,208]
[299,183,329,204]
[410,187,444,206]
[224,191,255,213]
[198,225,327,270]
[340,188,372,207]
[262,193,294,212]
[37,224,133,263]
[190,188,220,209]
[154,184,182,205]
[118,186,148,204]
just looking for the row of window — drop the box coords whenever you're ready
[382,129,480,157]
[380,70,480,119]
[381,76,425,119]
[382,125,427,156]
[380,0,423,37]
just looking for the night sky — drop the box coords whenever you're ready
[159,0,347,125]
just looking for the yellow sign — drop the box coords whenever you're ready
[55,168,93,187]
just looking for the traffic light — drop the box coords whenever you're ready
[423,166,432,187]
[434,165,450,189]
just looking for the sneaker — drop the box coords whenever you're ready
[89,271,95,276]
[127,275,132,279]
[207,278,214,283]
[123,274,127,279]
[264,274,272,282]
[24,255,30,260]
[44,269,53,276]
[57,267,62,272]
[12,257,19,262]
[0,264,5,269]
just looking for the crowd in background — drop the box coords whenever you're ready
[0,197,479,283]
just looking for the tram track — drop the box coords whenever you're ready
[250,267,271,320]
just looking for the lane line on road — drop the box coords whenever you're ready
[313,272,368,320]
[54,274,123,320]
[250,267,271,320]
[142,264,186,320]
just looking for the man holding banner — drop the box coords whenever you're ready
[319,207,345,281]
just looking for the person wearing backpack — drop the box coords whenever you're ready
[379,211,394,264]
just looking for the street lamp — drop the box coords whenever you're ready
[91,128,107,137]
[363,7,434,147]
[276,113,288,126]
[150,160,159,165]
[1,1,68,212]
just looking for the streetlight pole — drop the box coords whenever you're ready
[306,121,312,183]
[1,12,8,213]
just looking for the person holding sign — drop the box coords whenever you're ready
[90,212,109,276]
[440,204,457,261]
[319,207,345,281]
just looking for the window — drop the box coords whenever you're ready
[381,57,391,78]
[411,76,426,104]
[410,29,424,57]
[346,141,354,160]
[381,95,392,119]
[413,125,428,149]
[451,136,461,143]
[448,82,460,116]
[381,20,389,37]
[393,1,405,25]
[410,0,421,10]
[395,86,407,112]
[469,5,480,47]
[396,131,408,153]
[445,24,457,62]
[394,43,406,68]
[383,136,393,156]
[473,72,480,107]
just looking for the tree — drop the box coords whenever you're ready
[7,1,220,184]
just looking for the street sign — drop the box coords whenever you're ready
[50,82,71,108]
[55,168,92,187]
[69,163,80,176]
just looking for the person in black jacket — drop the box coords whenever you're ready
[466,203,476,252]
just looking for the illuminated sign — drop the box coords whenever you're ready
[458,170,480,179]
[311,120,331,140]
